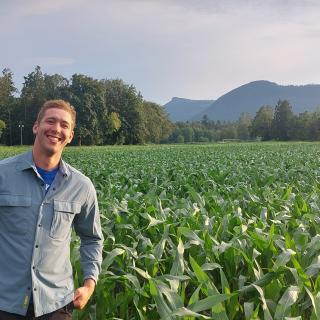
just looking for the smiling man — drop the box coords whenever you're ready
[0,100,103,319]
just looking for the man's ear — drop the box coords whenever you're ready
[67,130,74,143]
[32,122,39,135]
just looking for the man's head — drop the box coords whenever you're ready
[32,100,76,160]
[37,100,76,130]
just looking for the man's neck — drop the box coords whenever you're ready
[32,148,61,171]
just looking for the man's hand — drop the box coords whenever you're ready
[73,278,96,309]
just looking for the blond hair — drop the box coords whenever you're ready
[37,100,76,129]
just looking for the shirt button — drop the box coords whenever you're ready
[33,288,37,291]
[32,266,35,270]
[35,245,39,248]
[38,224,42,227]
[53,188,56,191]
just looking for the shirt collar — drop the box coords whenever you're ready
[59,158,70,177]
[16,150,70,177]
[16,150,35,171]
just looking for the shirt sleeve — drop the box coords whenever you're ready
[73,180,104,283]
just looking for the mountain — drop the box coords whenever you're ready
[164,81,320,122]
[164,97,214,122]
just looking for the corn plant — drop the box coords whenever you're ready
[1,142,320,319]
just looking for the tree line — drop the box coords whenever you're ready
[1,67,319,145]
[0,67,173,145]
[168,100,320,143]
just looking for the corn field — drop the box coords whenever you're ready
[1,143,320,319]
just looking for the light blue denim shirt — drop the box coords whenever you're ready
[0,150,103,317]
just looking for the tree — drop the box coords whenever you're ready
[108,112,121,132]
[201,114,210,128]
[103,79,144,144]
[308,108,320,140]
[176,135,184,143]
[19,66,47,144]
[182,127,194,142]
[44,74,69,100]
[168,127,183,143]
[250,106,273,140]
[0,68,17,145]
[0,120,6,140]
[67,74,106,145]
[237,112,252,140]
[140,101,173,143]
[220,124,237,140]
[272,100,294,140]
[289,111,313,140]
[103,112,122,144]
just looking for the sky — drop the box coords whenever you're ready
[1,0,320,105]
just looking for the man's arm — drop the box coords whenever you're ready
[73,181,104,309]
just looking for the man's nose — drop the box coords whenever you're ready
[51,122,61,132]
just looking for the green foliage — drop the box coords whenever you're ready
[251,106,274,140]
[67,74,106,145]
[1,66,320,145]
[0,119,6,140]
[140,101,173,144]
[20,66,47,144]
[237,112,252,140]
[0,68,17,145]
[272,100,294,140]
[169,100,320,143]
[0,67,173,145]
[103,79,145,144]
[108,112,121,132]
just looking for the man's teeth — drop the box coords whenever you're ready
[48,136,61,142]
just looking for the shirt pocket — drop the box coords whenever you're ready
[50,200,81,240]
[0,194,32,234]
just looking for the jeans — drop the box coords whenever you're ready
[0,303,74,320]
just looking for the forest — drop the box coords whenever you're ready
[0,67,172,145]
[0,67,319,145]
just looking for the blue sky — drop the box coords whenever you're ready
[1,0,320,104]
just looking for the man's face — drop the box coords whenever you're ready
[33,108,74,156]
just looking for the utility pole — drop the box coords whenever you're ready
[18,123,24,145]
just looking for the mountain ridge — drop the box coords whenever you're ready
[164,80,320,122]
[164,97,214,122]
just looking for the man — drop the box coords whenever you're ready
[0,100,103,319]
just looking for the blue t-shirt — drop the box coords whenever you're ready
[36,166,59,193]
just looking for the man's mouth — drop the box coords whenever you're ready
[47,135,62,143]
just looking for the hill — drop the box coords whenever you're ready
[164,97,214,122]
[164,81,320,122]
